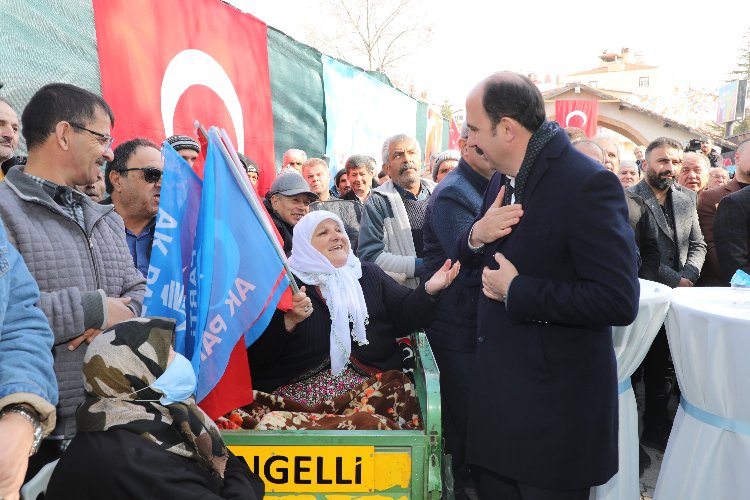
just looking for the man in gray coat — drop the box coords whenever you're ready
[629,136,706,452]
[0,83,145,478]
[358,134,436,288]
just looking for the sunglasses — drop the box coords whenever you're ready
[120,167,162,183]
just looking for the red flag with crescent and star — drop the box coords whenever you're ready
[92,0,276,196]
[555,100,599,138]
[448,117,461,150]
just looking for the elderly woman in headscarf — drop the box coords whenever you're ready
[46,317,264,500]
[243,210,459,430]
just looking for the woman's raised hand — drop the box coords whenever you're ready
[424,259,461,296]
[284,286,314,332]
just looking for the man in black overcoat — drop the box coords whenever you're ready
[457,72,640,499]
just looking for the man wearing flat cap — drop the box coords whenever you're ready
[263,173,318,255]
[166,134,201,167]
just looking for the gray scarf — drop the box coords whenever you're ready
[503,120,560,206]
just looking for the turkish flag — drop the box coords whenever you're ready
[555,100,599,138]
[93,0,276,196]
[449,117,461,150]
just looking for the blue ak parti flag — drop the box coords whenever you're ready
[142,143,202,355]
[190,130,290,401]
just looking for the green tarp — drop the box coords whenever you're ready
[267,27,326,170]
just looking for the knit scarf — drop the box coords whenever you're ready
[76,317,229,478]
[503,120,560,206]
[288,211,370,376]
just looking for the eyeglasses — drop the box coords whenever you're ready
[69,122,114,151]
[119,167,162,183]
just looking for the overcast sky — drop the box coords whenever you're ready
[231,0,748,107]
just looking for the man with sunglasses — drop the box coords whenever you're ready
[105,138,163,278]
[0,83,146,481]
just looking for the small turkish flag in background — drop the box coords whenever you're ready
[555,100,599,138]
[93,0,276,195]
[448,117,461,150]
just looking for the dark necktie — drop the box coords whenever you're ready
[502,177,514,206]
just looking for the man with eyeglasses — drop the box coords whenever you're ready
[281,148,306,174]
[105,138,163,278]
[629,137,706,454]
[0,83,146,481]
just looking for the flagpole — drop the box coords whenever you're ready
[217,129,301,294]
[194,121,300,295]
[193,120,209,143]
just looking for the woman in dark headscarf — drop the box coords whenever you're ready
[46,317,264,500]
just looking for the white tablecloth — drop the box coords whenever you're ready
[654,288,750,500]
[591,279,672,500]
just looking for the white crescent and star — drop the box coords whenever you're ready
[161,49,245,153]
[565,110,588,127]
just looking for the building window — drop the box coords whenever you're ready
[639,77,650,88]
[589,81,598,88]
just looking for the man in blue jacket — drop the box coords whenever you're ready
[459,72,639,499]
[0,219,57,499]
[422,122,492,499]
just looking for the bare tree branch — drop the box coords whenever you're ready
[304,0,433,77]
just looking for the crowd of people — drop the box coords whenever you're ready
[566,119,749,479]
[0,72,748,500]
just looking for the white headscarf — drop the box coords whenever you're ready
[287,211,369,375]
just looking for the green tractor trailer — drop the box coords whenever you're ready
[222,332,443,499]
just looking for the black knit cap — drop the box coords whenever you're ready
[238,153,258,174]
[166,134,201,153]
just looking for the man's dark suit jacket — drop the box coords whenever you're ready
[697,179,746,286]
[714,185,750,281]
[629,180,706,287]
[457,128,639,490]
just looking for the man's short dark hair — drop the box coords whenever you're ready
[334,167,347,186]
[345,154,373,173]
[21,83,114,151]
[645,137,683,160]
[105,138,159,194]
[482,73,546,133]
